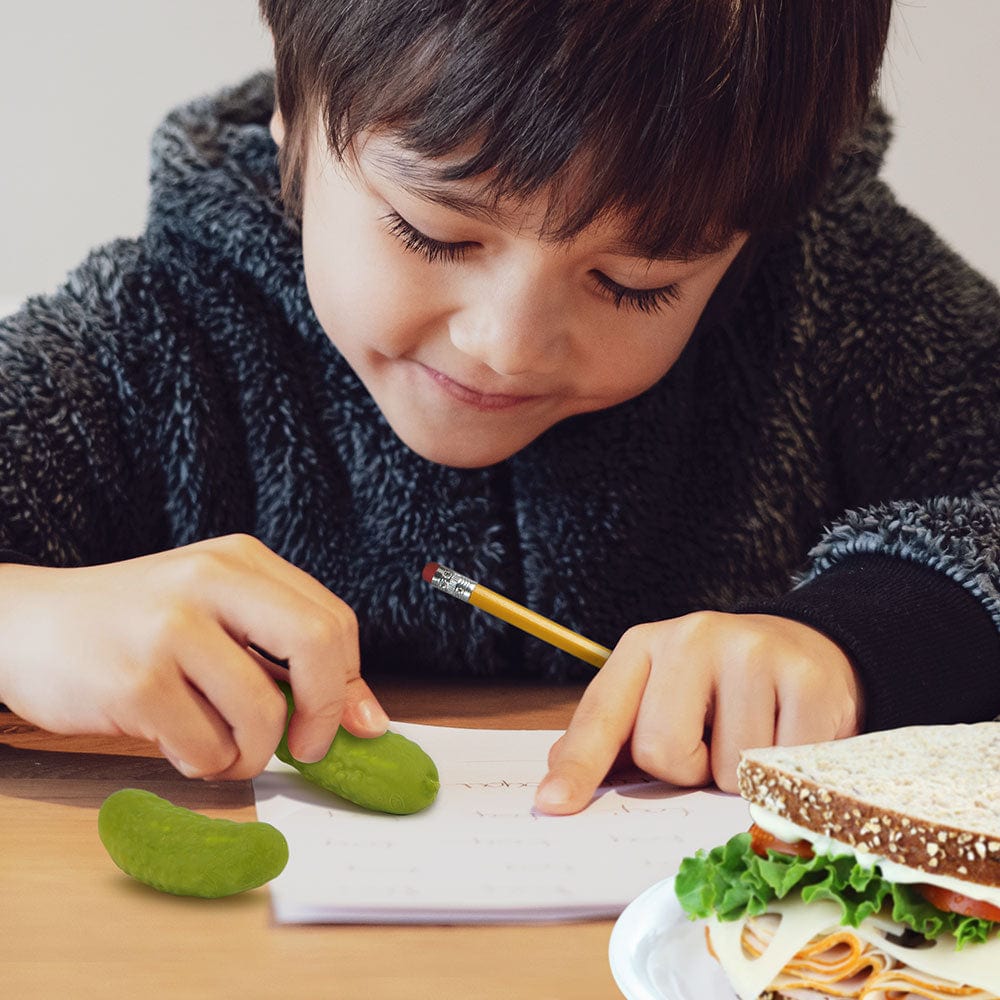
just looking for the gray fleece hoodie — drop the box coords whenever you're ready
[1,74,998,728]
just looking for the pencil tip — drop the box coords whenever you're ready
[422,562,439,583]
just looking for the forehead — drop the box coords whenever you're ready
[355,131,705,263]
[362,133,505,223]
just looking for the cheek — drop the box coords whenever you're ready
[587,312,698,406]
[301,210,434,359]
[302,200,382,324]
[596,258,736,401]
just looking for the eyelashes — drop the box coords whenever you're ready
[382,210,682,314]
[383,211,473,264]
[590,272,682,315]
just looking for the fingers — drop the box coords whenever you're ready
[535,632,653,815]
[174,626,288,779]
[630,618,715,788]
[117,534,387,773]
[172,536,368,763]
[708,664,776,793]
[198,536,389,759]
[626,613,781,792]
[536,612,863,814]
[154,627,388,780]
[245,642,389,745]
[285,673,390,762]
[772,661,838,749]
[338,676,390,737]
[116,668,239,779]
[772,657,862,748]
[0,537,384,782]
[778,621,865,741]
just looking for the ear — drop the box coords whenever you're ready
[270,108,286,148]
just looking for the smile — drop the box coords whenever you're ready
[419,364,537,411]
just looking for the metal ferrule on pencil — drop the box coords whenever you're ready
[422,560,612,668]
[427,564,475,602]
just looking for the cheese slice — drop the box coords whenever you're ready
[707,899,844,1000]
[705,896,1000,1000]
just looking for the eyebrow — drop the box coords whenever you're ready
[400,179,508,225]
[364,145,501,217]
[601,238,694,263]
[365,145,699,264]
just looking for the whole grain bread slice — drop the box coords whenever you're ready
[736,722,1000,887]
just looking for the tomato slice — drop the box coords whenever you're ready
[749,823,814,860]
[917,883,1000,923]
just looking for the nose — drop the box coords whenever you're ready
[448,273,565,376]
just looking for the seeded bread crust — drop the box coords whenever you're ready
[736,723,1000,887]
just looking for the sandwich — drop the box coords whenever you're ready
[675,722,1000,1000]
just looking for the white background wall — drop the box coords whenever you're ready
[0,0,272,312]
[878,2,999,288]
[1,1,998,313]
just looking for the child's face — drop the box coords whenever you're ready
[290,114,745,468]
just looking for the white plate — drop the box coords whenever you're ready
[608,876,737,1000]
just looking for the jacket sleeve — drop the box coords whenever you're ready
[0,239,169,566]
[735,175,1000,730]
[738,534,1000,731]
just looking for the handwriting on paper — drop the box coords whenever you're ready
[253,723,748,924]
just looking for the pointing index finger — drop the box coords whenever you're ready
[534,637,652,814]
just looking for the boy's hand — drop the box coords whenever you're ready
[534,612,863,814]
[0,535,388,780]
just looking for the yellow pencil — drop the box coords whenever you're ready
[422,562,612,668]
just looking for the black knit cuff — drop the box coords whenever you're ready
[0,550,39,566]
[733,553,1000,731]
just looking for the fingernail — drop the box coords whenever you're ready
[536,777,573,810]
[293,737,331,764]
[170,757,201,779]
[355,698,390,733]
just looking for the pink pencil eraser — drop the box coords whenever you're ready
[422,562,439,583]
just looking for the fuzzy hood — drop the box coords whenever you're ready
[2,75,998,712]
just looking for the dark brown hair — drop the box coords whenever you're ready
[259,0,891,257]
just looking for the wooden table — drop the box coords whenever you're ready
[1,682,626,999]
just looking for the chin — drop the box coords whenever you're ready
[392,426,526,469]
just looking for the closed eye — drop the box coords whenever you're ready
[383,209,682,314]
[591,272,682,315]
[382,211,475,264]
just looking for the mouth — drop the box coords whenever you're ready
[419,364,538,411]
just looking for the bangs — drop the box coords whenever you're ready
[266,0,890,257]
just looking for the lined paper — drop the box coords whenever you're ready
[253,723,748,924]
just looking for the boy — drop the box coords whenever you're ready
[0,1,997,815]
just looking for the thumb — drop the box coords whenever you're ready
[338,676,390,738]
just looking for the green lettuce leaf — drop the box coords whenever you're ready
[674,831,998,949]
